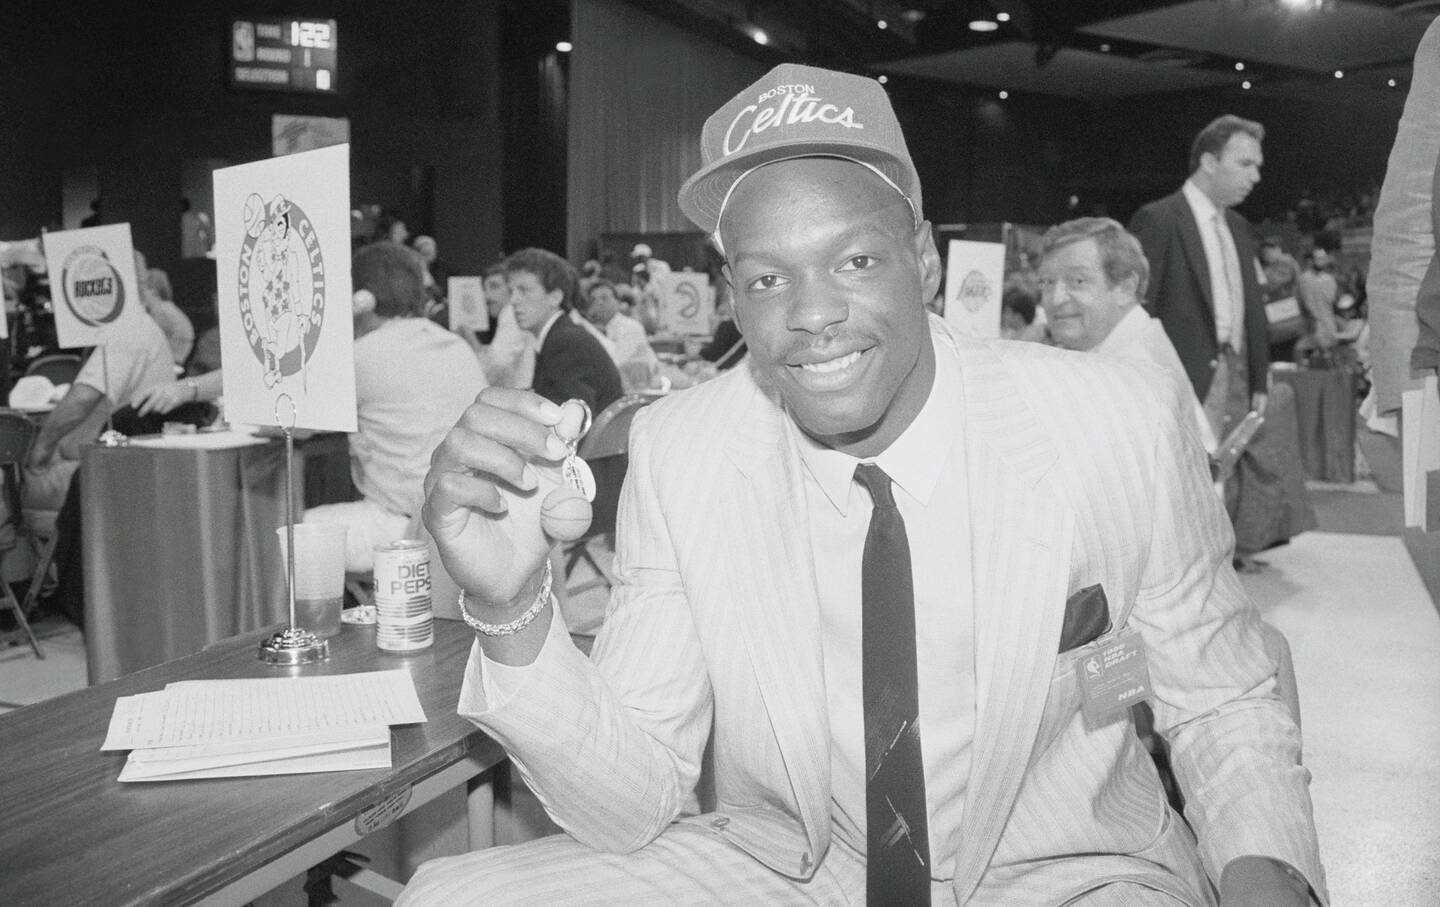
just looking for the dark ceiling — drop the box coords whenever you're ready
[644,0,1438,106]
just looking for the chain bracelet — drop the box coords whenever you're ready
[459,559,553,637]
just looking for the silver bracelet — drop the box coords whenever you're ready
[459,560,553,637]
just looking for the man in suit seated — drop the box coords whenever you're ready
[404,65,1324,905]
[506,247,622,416]
[1036,216,1217,454]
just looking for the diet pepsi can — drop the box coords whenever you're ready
[373,539,433,652]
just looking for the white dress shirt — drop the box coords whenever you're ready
[1182,179,1245,351]
[787,336,976,883]
[570,308,618,356]
[603,313,659,369]
[1095,306,1218,453]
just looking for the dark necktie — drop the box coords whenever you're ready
[854,462,931,905]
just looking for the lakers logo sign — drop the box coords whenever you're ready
[237,193,325,389]
[59,246,127,327]
[958,269,992,314]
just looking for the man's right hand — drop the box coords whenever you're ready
[134,381,188,416]
[423,388,574,612]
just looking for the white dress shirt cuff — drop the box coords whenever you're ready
[459,597,573,716]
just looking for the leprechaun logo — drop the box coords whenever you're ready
[237,193,325,389]
[59,246,127,327]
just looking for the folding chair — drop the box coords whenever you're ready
[23,353,82,387]
[563,393,664,597]
[0,410,42,657]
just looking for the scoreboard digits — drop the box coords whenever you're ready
[230,18,338,94]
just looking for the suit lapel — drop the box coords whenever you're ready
[707,337,1081,889]
[1173,192,1218,337]
[715,375,831,857]
[946,337,1075,902]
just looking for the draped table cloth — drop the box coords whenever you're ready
[82,432,352,683]
[1271,365,1358,484]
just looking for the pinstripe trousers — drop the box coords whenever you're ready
[398,824,1193,906]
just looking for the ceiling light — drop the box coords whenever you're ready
[1099,43,1111,52]
[555,41,572,53]
[877,74,889,84]
[998,90,1009,99]
[1242,80,1252,90]
[901,9,925,23]
[969,19,999,32]
[877,19,888,30]
[1334,69,1344,78]
[1389,78,1398,87]
[996,12,1011,23]
[751,27,769,46]
[1235,61,1245,71]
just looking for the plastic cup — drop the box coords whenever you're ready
[275,523,348,639]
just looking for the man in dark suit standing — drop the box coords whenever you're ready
[1130,115,1270,447]
[505,247,623,416]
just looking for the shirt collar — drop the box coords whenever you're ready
[1093,305,1150,358]
[1182,178,1221,224]
[788,334,959,516]
[535,309,564,348]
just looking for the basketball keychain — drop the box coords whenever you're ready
[539,399,595,542]
[554,399,595,502]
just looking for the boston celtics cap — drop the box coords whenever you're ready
[677,63,922,241]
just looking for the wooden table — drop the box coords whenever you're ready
[0,617,503,907]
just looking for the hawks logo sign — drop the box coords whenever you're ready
[237,193,325,389]
[59,246,127,327]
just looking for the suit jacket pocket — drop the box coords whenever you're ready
[1058,583,1111,653]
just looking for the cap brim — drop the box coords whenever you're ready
[678,140,915,236]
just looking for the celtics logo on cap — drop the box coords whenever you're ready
[237,192,325,389]
[59,246,127,327]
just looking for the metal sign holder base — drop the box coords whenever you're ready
[260,392,329,665]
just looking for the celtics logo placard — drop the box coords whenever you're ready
[214,143,355,432]
[59,246,127,327]
[237,193,326,389]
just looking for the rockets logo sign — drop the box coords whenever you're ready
[236,193,326,389]
[59,246,128,327]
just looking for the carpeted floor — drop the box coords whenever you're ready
[1304,481,1440,615]
[1242,531,1440,907]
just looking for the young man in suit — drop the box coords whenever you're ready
[1129,116,1270,446]
[405,67,1323,905]
[505,246,622,417]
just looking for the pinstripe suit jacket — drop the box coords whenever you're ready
[462,317,1325,905]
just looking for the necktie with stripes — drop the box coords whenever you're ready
[854,462,930,905]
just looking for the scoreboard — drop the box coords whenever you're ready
[230,17,338,94]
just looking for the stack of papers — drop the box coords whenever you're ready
[128,429,270,450]
[1403,375,1440,531]
[102,669,427,782]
